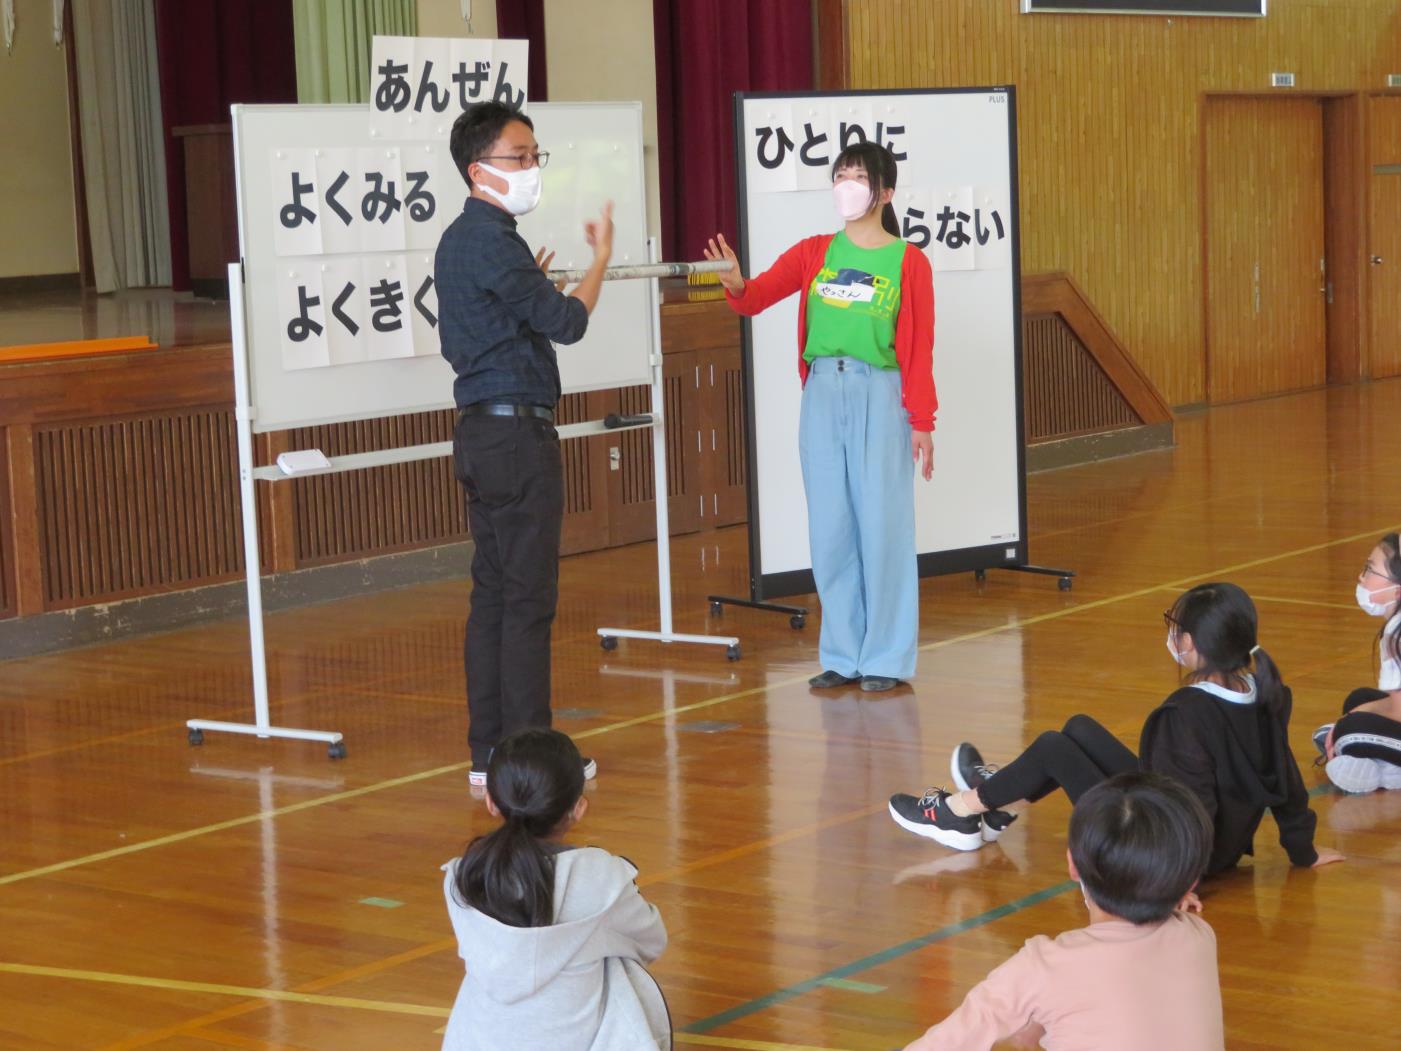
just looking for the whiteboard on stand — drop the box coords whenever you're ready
[231,101,651,434]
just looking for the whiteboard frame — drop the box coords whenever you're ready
[733,87,1031,601]
[229,101,654,434]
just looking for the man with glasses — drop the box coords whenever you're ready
[438,100,614,787]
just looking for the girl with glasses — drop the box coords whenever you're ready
[1313,534,1401,793]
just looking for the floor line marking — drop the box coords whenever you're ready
[3,521,1393,890]
[0,962,448,1017]
[92,939,459,1051]
[682,880,1078,1034]
[675,1036,857,1051]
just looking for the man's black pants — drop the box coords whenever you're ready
[453,412,563,768]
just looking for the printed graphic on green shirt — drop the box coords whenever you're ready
[803,233,904,369]
[811,266,898,318]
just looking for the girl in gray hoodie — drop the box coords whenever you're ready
[441,729,671,1051]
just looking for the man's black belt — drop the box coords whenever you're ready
[460,402,555,423]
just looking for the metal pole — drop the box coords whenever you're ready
[547,259,733,285]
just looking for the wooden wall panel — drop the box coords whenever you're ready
[846,0,1401,405]
[288,411,465,568]
[0,426,13,619]
[33,410,243,609]
[1023,315,1141,441]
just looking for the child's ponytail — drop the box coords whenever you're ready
[1170,583,1288,717]
[451,729,585,928]
[1248,644,1287,720]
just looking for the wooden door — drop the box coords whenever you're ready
[1369,97,1401,378]
[1205,97,1327,402]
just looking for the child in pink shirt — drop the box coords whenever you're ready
[903,773,1224,1051]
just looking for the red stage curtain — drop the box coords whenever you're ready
[653,0,814,259]
[154,1,297,292]
[496,0,548,102]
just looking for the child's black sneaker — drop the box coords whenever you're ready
[888,788,984,851]
[981,808,1018,843]
[950,741,998,792]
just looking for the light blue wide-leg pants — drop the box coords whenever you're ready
[797,356,918,681]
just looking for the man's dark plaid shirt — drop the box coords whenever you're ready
[435,196,589,409]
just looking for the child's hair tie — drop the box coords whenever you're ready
[1249,644,1261,657]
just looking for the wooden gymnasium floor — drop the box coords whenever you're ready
[3,380,1400,1051]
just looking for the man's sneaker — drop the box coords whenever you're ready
[950,742,997,792]
[582,756,598,781]
[981,809,1018,843]
[888,788,984,851]
[1312,724,1334,765]
[809,670,861,688]
[469,768,488,788]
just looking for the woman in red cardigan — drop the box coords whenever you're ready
[704,142,936,691]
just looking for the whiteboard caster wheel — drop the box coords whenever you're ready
[1058,577,1073,592]
[188,728,204,746]
[710,601,723,616]
[726,644,741,661]
[328,742,347,760]
[790,614,805,629]
[974,569,987,583]
[600,635,618,652]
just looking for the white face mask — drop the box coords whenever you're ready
[1166,631,1189,667]
[832,179,873,221]
[1356,581,1398,617]
[476,162,542,216]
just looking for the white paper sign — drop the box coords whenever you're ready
[894,187,935,254]
[357,147,408,254]
[793,101,834,190]
[320,257,368,366]
[277,265,329,371]
[745,101,798,193]
[930,185,976,272]
[406,253,440,356]
[271,149,322,257]
[973,184,1012,269]
[365,255,415,361]
[314,148,362,256]
[370,35,530,140]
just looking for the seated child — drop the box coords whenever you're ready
[441,729,671,1050]
[902,772,1224,1051]
[1313,534,1401,793]
[890,582,1343,875]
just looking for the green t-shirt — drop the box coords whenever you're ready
[802,232,904,368]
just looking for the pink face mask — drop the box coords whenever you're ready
[832,179,873,221]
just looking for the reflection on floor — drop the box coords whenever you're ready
[1,379,1399,1050]
[0,286,231,348]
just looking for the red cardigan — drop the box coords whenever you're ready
[723,234,937,431]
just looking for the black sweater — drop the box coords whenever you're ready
[1139,684,1318,875]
